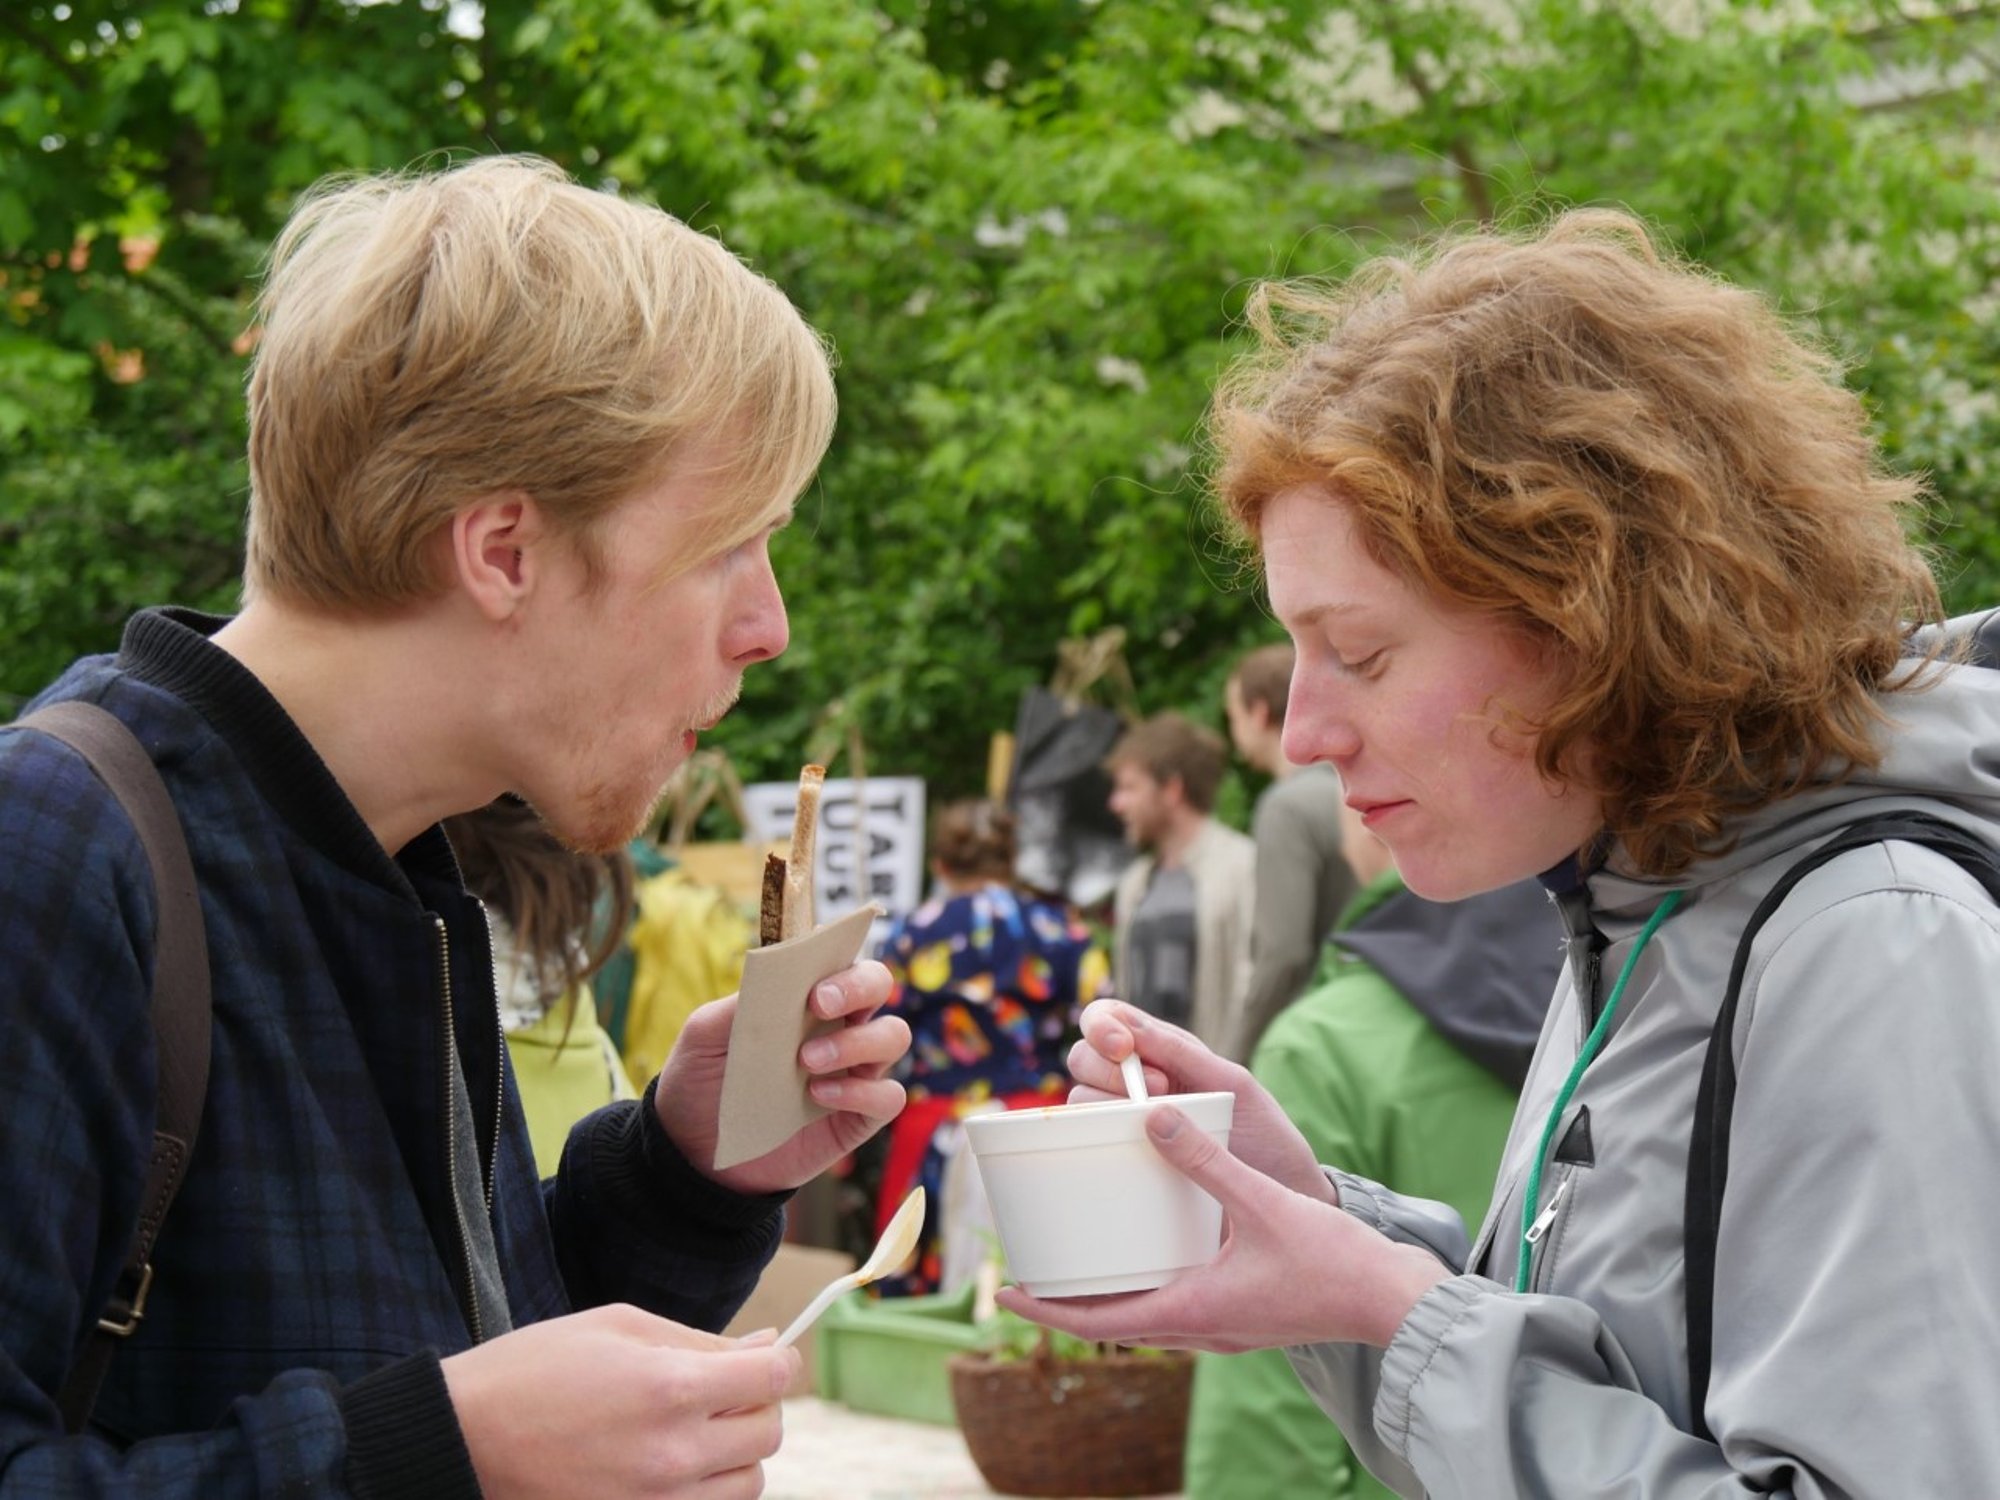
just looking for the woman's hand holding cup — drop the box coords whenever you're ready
[1067,998,1336,1206]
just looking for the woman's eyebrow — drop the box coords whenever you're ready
[1285,601,1365,630]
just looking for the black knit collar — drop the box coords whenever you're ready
[1536,829,1614,897]
[118,607,461,901]
[1536,851,1592,896]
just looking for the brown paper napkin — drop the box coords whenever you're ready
[712,903,883,1171]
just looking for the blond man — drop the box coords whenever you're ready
[0,157,907,1500]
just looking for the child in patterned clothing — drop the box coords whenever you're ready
[875,799,1107,1295]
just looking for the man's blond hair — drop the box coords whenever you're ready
[244,155,837,608]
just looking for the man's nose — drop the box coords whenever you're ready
[731,554,789,665]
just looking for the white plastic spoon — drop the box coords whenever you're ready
[775,1185,927,1349]
[1120,1050,1149,1103]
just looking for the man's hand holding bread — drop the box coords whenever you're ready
[655,764,909,1195]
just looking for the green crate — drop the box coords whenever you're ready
[813,1281,999,1426]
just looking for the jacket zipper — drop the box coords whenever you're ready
[1523,1175,1571,1290]
[1532,906,1604,1290]
[1552,885,1604,1040]
[434,914,485,1345]
[1524,1176,1570,1249]
[488,1001,503,1216]
[476,907,501,1216]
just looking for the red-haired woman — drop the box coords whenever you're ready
[1006,211,2000,1494]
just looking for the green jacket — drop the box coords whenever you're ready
[1184,870,1559,1499]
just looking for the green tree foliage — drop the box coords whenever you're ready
[0,0,589,702]
[3,0,1997,803]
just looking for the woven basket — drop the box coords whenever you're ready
[947,1344,1193,1497]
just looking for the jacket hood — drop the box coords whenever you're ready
[1589,614,2000,929]
[1333,875,1566,1089]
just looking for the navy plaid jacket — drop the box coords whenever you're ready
[0,610,786,1496]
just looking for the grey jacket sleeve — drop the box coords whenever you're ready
[1297,881,2000,1498]
[1236,793,1331,1061]
[1284,1168,1473,1499]
[1327,1167,1471,1266]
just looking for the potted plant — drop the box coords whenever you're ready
[947,1274,1192,1499]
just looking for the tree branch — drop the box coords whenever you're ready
[479,28,506,150]
[1367,0,1495,223]
[0,10,87,89]
[125,267,239,360]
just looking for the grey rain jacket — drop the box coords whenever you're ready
[1290,627,2000,1497]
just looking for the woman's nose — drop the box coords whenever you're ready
[1282,678,1360,766]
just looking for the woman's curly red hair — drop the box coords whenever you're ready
[1211,210,1942,876]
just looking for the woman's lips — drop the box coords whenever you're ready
[1352,798,1413,828]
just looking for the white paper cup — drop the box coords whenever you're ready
[962,1092,1235,1298]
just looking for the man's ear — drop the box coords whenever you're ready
[447,491,541,622]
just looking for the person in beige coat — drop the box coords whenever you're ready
[1106,712,1257,1058]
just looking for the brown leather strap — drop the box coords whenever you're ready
[18,702,212,1434]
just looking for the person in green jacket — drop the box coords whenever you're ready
[1183,800,1560,1499]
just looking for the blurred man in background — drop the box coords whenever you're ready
[1106,711,1255,1057]
[1223,641,1356,1062]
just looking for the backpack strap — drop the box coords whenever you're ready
[1685,811,2000,1442]
[17,702,213,1434]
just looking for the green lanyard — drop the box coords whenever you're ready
[1515,889,1683,1293]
